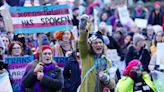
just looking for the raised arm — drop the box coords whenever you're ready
[78,15,90,59]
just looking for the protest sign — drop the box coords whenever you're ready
[0,72,13,92]
[135,18,148,28]
[5,55,35,91]
[156,43,164,70]
[0,8,13,32]
[54,56,67,68]
[9,4,73,34]
[111,0,127,9]
[118,5,130,25]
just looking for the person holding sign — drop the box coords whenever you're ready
[21,45,62,92]
[53,30,76,67]
[115,59,156,92]
[78,14,115,92]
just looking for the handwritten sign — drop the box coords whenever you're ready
[9,4,73,34]
[118,5,130,25]
[135,18,148,28]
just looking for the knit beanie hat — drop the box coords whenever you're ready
[133,33,145,45]
[41,34,50,45]
[35,45,54,60]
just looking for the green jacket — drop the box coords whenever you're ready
[115,73,156,92]
[78,31,115,92]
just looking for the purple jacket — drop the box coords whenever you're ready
[21,61,62,92]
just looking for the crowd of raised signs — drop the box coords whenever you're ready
[0,0,164,92]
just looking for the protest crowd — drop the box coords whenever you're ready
[0,0,164,92]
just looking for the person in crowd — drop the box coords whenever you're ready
[0,37,5,60]
[99,12,110,25]
[125,33,151,72]
[149,32,164,71]
[78,14,115,92]
[63,52,81,92]
[122,32,134,61]
[148,1,163,26]
[1,35,10,54]
[13,34,32,55]
[8,41,24,56]
[53,30,76,67]
[115,59,156,92]
[0,61,13,92]
[131,1,147,20]
[113,28,125,48]
[72,7,80,28]
[21,45,62,92]
[150,31,164,56]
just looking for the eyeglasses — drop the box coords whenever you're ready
[12,47,21,49]
[43,52,52,55]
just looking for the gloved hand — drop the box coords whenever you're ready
[79,14,89,31]
[99,71,110,85]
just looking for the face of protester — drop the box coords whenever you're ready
[147,26,154,36]
[156,32,163,42]
[124,35,131,44]
[74,9,79,17]
[101,13,108,21]
[12,44,22,56]
[154,4,160,10]
[136,40,145,50]
[129,64,142,79]
[91,38,104,55]
[1,36,9,49]
[62,31,71,41]
[42,49,53,64]
[114,31,122,41]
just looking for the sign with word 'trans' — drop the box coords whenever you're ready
[9,4,73,34]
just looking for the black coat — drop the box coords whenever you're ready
[125,46,151,72]
[63,54,81,92]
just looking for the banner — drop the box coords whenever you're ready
[156,43,164,70]
[5,55,35,91]
[9,4,73,34]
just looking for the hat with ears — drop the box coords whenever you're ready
[35,45,54,60]
[123,59,142,75]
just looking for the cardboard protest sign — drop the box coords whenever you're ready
[5,55,35,91]
[9,4,73,34]
[118,5,130,25]
[135,18,148,28]
[111,0,127,9]
[156,43,164,70]
[0,8,14,32]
